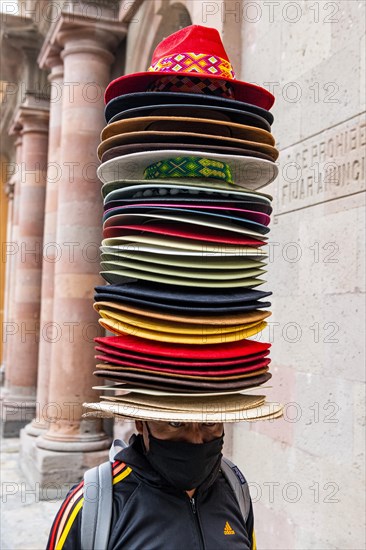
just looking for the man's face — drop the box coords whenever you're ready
[135,420,224,450]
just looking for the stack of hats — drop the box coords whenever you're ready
[84,25,283,423]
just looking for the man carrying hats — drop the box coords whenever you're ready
[46,22,283,550]
[47,419,256,549]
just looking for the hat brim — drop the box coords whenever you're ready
[104,92,274,125]
[102,181,272,203]
[97,307,265,336]
[94,282,272,306]
[97,132,279,162]
[101,234,268,255]
[102,225,266,246]
[83,397,283,422]
[93,384,271,396]
[103,197,273,216]
[99,259,265,281]
[100,241,268,259]
[109,104,271,131]
[99,248,267,268]
[94,333,270,359]
[94,300,270,326]
[102,392,267,410]
[94,344,270,367]
[104,72,275,110]
[101,117,275,145]
[98,317,267,342]
[103,205,270,229]
[94,293,272,315]
[97,149,278,189]
[101,142,274,164]
[103,209,269,235]
[100,270,265,288]
[93,368,271,390]
[95,363,269,381]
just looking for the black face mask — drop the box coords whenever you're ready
[144,425,224,491]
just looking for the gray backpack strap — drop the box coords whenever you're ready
[109,438,128,462]
[81,466,99,550]
[81,439,128,550]
[221,457,251,524]
[94,461,113,549]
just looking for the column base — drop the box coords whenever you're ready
[20,429,112,500]
[0,392,36,438]
[23,420,49,437]
[36,434,112,452]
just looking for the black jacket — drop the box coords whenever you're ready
[47,435,255,550]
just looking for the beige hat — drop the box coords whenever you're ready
[97,148,278,188]
[83,392,283,422]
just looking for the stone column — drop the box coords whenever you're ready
[1,132,22,386]
[1,103,49,436]
[1,178,13,383]
[23,51,64,438]
[34,20,125,492]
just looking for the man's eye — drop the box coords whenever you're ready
[168,422,185,428]
[202,423,218,427]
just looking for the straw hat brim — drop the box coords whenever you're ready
[83,395,283,422]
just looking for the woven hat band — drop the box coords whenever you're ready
[143,157,234,184]
[147,75,235,98]
[148,52,236,79]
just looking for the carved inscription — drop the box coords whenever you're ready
[277,114,365,212]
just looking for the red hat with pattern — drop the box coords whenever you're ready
[105,25,274,110]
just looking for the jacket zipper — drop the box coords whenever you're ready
[190,497,205,550]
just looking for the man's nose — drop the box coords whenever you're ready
[184,425,205,444]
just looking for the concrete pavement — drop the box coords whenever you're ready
[1,437,61,550]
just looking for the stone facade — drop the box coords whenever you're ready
[229,2,365,549]
[0,0,364,547]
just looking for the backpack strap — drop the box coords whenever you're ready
[94,461,113,549]
[221,456,251,524]
[81,439,128,550]
[109,438,128,462]
[81,465,99,550]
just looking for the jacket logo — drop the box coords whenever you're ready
[224,521,235,535]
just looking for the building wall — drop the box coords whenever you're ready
[225,1,364,549]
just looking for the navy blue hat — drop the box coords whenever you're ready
[105,92,274,125]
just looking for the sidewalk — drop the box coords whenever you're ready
[1,438,61,550]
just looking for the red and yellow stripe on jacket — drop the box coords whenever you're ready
[47,461,132,550]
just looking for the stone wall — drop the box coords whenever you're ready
[212,1,365,548]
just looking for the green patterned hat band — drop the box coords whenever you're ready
[143,156,233,184]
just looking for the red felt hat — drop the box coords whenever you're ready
[105,25,274,110]
[95,343,270,367]
[95,334,270,359]
[102,223,266,246]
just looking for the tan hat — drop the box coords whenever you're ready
[101,117,275,144]
[83,392,283,422]
[97,133,278,162]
